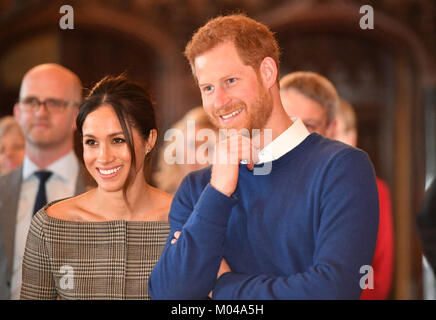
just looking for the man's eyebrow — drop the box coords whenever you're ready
[20,95,38,100]
[198,73,240,87]
[21,96,62,100]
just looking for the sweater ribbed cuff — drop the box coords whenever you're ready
[193,183,238,228]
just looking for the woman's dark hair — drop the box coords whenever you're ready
[76,74,157,202]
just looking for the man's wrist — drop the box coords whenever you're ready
[210,180,233,197]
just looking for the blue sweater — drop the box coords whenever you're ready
[148,133,379,299]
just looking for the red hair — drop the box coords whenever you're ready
[185,14,280,81]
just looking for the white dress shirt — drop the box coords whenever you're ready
[11,151,79,299]
[257,117,310,164]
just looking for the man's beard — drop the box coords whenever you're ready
[208,86,273,136]
[247,85,273,133]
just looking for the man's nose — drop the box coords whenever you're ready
[214,87,230,110]
[34,103,50,116]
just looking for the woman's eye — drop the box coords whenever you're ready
[84,139,97,146]
[113,137,125,144]
[227,78,236,84]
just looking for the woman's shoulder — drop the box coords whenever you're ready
[45,190,95,222]
[28,197,81,239]
[145,187,173,222]
[156,188,174,204]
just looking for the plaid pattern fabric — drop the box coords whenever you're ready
[21,208,170,300]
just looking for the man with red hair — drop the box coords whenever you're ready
[149,14,379,300]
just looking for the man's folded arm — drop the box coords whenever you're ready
[213,149,379,300]
[148,176,238,300]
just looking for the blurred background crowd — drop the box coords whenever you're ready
[0,0,436,299]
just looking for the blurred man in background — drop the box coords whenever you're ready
[279,71,337,136]
[334,98,394,300]
[417,179,436,278]
[0,228,8,299]
[0,63,91,299]
[280,72,394,299]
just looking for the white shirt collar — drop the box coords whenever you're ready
[257,118,310,163]
[22,150,79,183]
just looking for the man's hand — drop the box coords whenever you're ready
[171,232,231,299]
[211,134,259,197]
[171,231,181,244]
[216,258,231,279]
[172,232,231,276]
[209,258,232,299]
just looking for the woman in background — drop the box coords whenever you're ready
[0,116,25,175]
[21,75,172,299]
[153,106,218,194]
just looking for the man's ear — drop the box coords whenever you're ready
[13,103,20,121]
[72,106,79,130]
[259,57,278,89]
[348,130,358,148]
[325,118,337,139]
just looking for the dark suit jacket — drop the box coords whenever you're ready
[0,228,8,299]
[417,180,436,274]
[0,164,93,299]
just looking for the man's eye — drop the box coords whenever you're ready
[113,137,125,144]
[203,86,213,93]
[23,97,39,105]
[45,98,63,108]
[227,78,237,85]
[84,139,97,146]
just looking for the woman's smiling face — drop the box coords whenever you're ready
[82,104,146,192]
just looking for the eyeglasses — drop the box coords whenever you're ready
[18,97,79,113]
